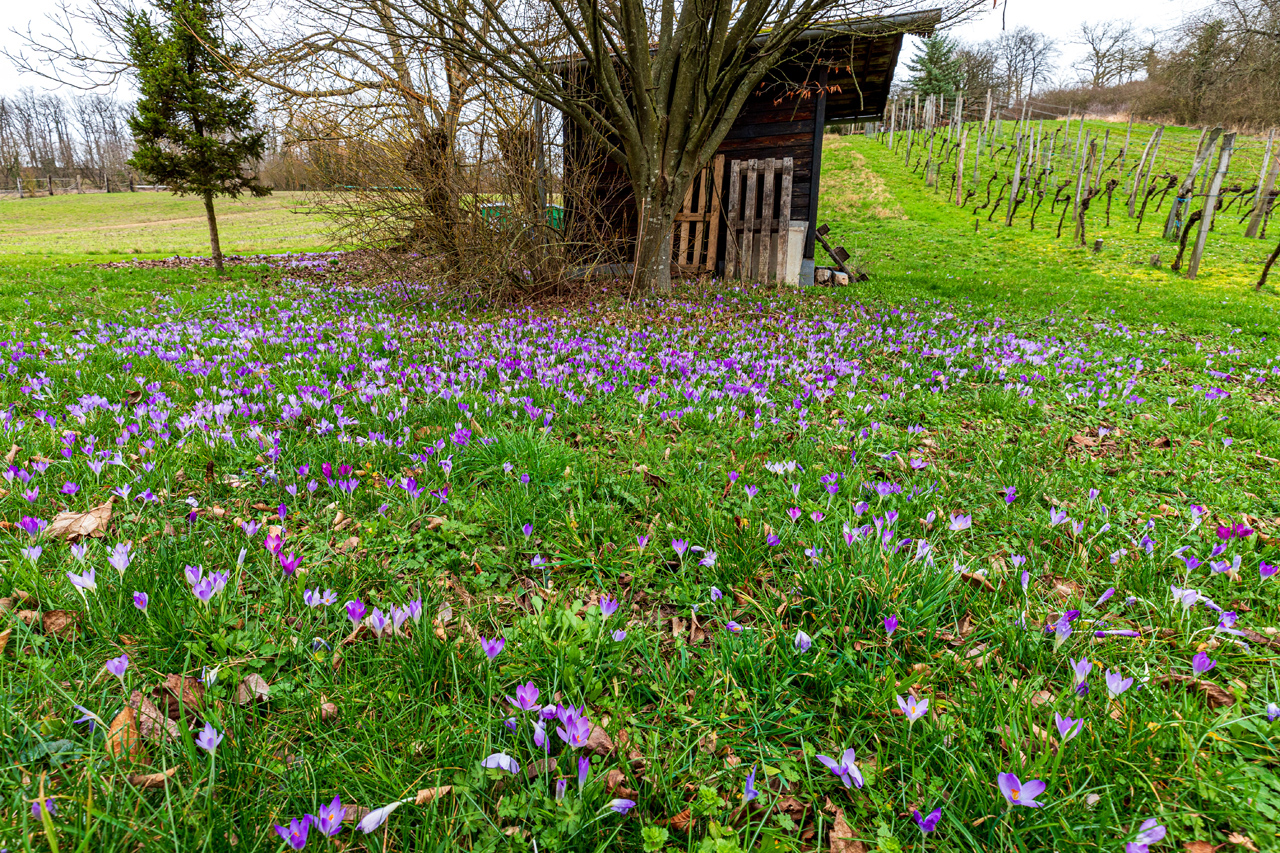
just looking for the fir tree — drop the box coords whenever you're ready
[125,0,269,273]
[905,36,964,98]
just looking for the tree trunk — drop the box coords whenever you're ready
[632,199,675,293]
[203,190,224,274]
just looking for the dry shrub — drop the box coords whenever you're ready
[298,97,627,303]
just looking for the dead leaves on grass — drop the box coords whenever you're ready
[1155,674,1235,708]
[47,500,114,541]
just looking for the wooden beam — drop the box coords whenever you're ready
[804,67,829,261]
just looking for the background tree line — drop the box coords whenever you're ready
[899,0,1280,130]
[0,87,312,190]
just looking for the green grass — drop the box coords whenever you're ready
[1,141,1280,853]
[0,190,333,260]
[817,132,1280,339]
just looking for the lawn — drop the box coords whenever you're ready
[0,190,332,259]
[1,143,1280,853]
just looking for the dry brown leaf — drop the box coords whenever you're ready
[233,674,270,705]
[1227,832,1258,851]
[336,536,360,553]
[156,674,205,719]
[414,785,453,806]
[0,628,10,656]
[4,444,20,464]
[17,609,41,628]
[47,500,114,541]
[828,805,867,853]
[1156,674,1235,708]
[605,768,637,797]
[1183,843,1216,853]
[319,701,338,722]
[107,706,142,761]
[585,724,616,757]
[521,757,557,779]
[424,515,447,531]
[662,808,693,832]
[42,610,82,639]
[959,571,996,593]
[129,692,181,742]
[128,767,178,788]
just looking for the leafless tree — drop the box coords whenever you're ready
[994,26,1059,103]
[1072,20,1148,88]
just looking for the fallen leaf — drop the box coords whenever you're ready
[319,701,338,722]
[414,785,453,806]
[585,724,616,757]
[828,804,867,853]
[4,444,20,464]
[424,516,447,531]
[336,536,360,553]
[128,692,181,742]
[1227,832,1258,851]
[960,571,996,593]
[1182,843,1216,853]
[17,609,41,627]
[156,674,205,719]
[1156,674,1235,708]
[107,706,142,760]
[0,628,10,655]
[128,767,178,788]
[662,808,692,832]
[605,768,637,797]
[233,674,270,705]
[524,758,557,779]
[47,500,114,541]
[42,610,82,639]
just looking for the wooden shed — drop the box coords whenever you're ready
[560,9,940,284]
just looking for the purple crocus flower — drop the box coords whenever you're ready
[608,798,636,814]
[195,722,223,753]
[105,653,129,681]
[108,542,132,575]
[366,609,389,636]
[192,578,216,603]
[912,807,942,833]
[672,539,689,558]
[1054,712,1084,743]
[599,595,619,618]
[1267,702,1280,722]
[710,587,723,602]
[578,756,590,790]
[345,599,366,625]
[794,630,813,652]
[948,512,972,532]
[522,523,533,538]
[555,777,568,800]
[1128,817,1167,853]
[997,772,1045,808]
[480,636,505,660]
[357,800,406,833]
[274,817,310,850]
[133,591,149,613]
[884,614,898,638]
[725,621,743,634]
[1070,657,1092,686]
[279,552,302,575]
[481,753,520,774]
[1105,669,1134,697]
[507,682,540,711]
[1192,651,1217,677]
[896,694,928,723]
[815,748,864,788]
[1094,588,1115,609]
[32,797,57,819]
[67,567,97,594]
[743,766,760,801]
[1261,561,1276,579]
[612,629,627,641]
[308,795,345,837]
[557,712,592,748]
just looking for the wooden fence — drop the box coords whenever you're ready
[724,157,804,283]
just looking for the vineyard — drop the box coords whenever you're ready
[868,96,1279,286]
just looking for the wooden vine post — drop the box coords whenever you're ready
[1164,127,1222,240]
[1247,131,1278,239]
[1187,132,1236,279]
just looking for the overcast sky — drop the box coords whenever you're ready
[1,0,1215,96]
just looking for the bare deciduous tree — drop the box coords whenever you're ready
[1072,20,1148,88]
[994,26,1058,103]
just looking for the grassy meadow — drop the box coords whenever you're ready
[1,131,1279,853]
